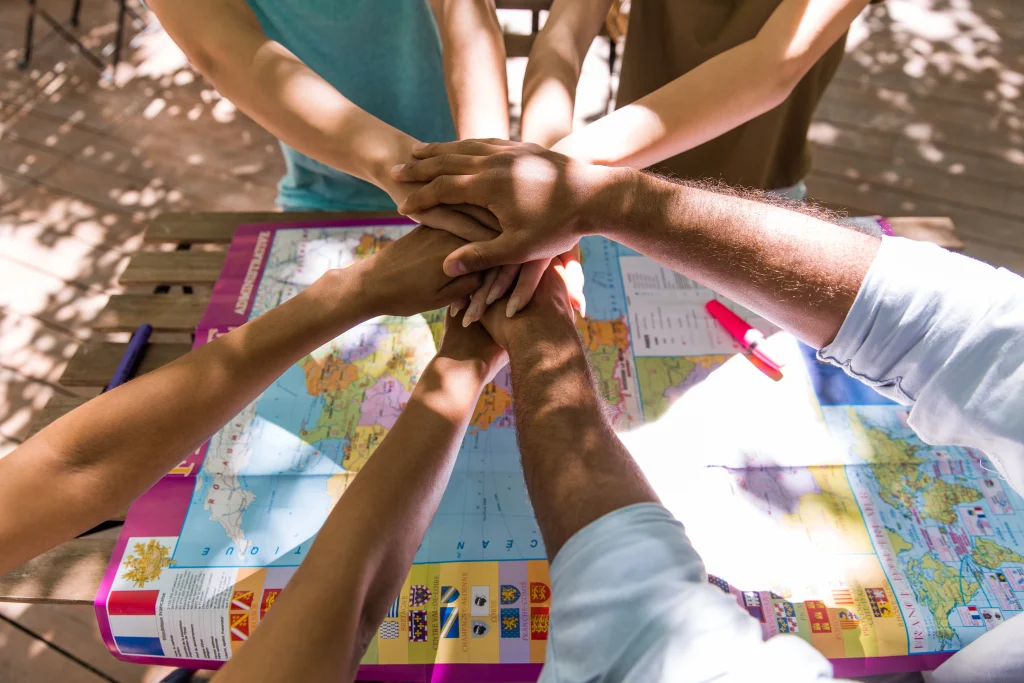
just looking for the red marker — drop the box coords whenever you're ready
[705,299,783,374]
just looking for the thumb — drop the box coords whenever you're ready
[443,234,524,277]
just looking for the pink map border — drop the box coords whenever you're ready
[95,215,951,680]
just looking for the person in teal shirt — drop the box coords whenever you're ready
[149,0,509,229]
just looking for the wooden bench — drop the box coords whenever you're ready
[0,211,958,605]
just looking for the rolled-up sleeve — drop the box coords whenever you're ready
[818,236,1024,494]
[538,503,837,683]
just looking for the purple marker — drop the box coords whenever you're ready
[104,323,153,392]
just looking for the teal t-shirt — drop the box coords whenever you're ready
[245,0,457,210]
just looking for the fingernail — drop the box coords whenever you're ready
[450,302,462,317]
[506,296,521,318]
[485,289,499,306]
[391,163,405,176]
[579,299,587,318]
[445,260,466,277]
[462,312,474,327]
[412,142,427,153]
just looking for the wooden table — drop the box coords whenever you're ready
[0,211,958,606]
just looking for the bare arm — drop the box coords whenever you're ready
[551,0,870,167]
[395,141,878,348]
[482,266,657,557]
[0,228,482,575]
[520,0,612,147]
[214,316,505,683]
[434,0,509,140]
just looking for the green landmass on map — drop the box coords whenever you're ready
[904,552,980,647]
[576,317,631,408]
[421,308,446,351]
[848,409,982,524]
[886,527,914,554]
[972,537,1024,569]
[635,355,730,420]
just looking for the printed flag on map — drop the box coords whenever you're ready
[409,610,428,642]
[958,605,983,627]
[441,586,460,605]
[472,586,491,616]
[777,616,800,634]
[409,585,432,607]
[531,607,549,640]
[743,591,765,622]
[379,621,399,640]
[774,601,796,618]
[530,582,551,604]
[472,620,489,638]
[501,608,520,638]
[260,588,281,621]
[708,574,731,594]
[960,506,994,535]
[501,585,521,605]
[838,610,860,630]
[231,590,254,612]
[107,589,163,657]
[386,595,400,618]
[981,607,1004,631]
[440,606,460,639]
[230,613,250,641]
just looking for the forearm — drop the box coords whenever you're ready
[150,0,413,188]
[598,171,879,348]
[520,0,610,146]
[507,314,657,558]
[437,0,509,139]
[552,40,790,166]
[0,272,369,573]
[215,356,487,683]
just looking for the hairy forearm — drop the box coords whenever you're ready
[599,171,880,348]
[151,0,413,188]
[520,0,610,146]
[438,0,509,139]
[0,272,370,573]
[552,40,791,167]
[507,315,657,558]
[215,356,487,683]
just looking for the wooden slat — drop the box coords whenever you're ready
[92,293,209,332]
[59,341,191,387]
[144,210,403,244]
[0,538,115,604]
[495,0,552,10]
[119,251,226,286]
[26,395,89,438]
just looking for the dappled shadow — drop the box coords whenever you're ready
[806,0,1024,273]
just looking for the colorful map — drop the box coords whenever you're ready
[97,219,1024,682]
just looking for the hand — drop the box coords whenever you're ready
[391,139,632,277]
[346,226,484,317]
[437,308,508,384]
[479,256,578,350]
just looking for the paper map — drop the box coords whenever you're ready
[96,218,1024,682]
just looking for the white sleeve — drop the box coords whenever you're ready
[818,237,1024,495]
[539,503,839,683]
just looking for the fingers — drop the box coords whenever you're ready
[443,233,525,276]
[412,139,514,158]
[411,206,497,243]
[487,264,520,305]
[399,175,480,215]
[463,268,500,327]
[556,246,586,317]
[449,295,470,318]
[392,154,486,183]
[452,203,500,232]
[507,258,550,318]
[439,272,485,304]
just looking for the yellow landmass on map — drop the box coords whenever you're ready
[472,383,513,431]
[905,553,979,645]
[785,467,875,553]
[886,527,914,554]
[577,316,629,353]
[972,537,1024,569]
[921,480,984,524]
[343,424,389,471]
[421,308,447,352]
[847,409,981,524]
[635,355,730,420]
[354,233,392,258]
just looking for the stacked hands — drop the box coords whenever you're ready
[385,139,627,326]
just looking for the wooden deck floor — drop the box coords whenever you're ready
[1,0,1023,681]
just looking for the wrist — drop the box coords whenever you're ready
[310,267,377,326]
[363,129,418,190]
[587,166,644,240]
[506,310,579,355]
[430,353,491,384]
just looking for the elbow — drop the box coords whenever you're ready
[751,41,815,109]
